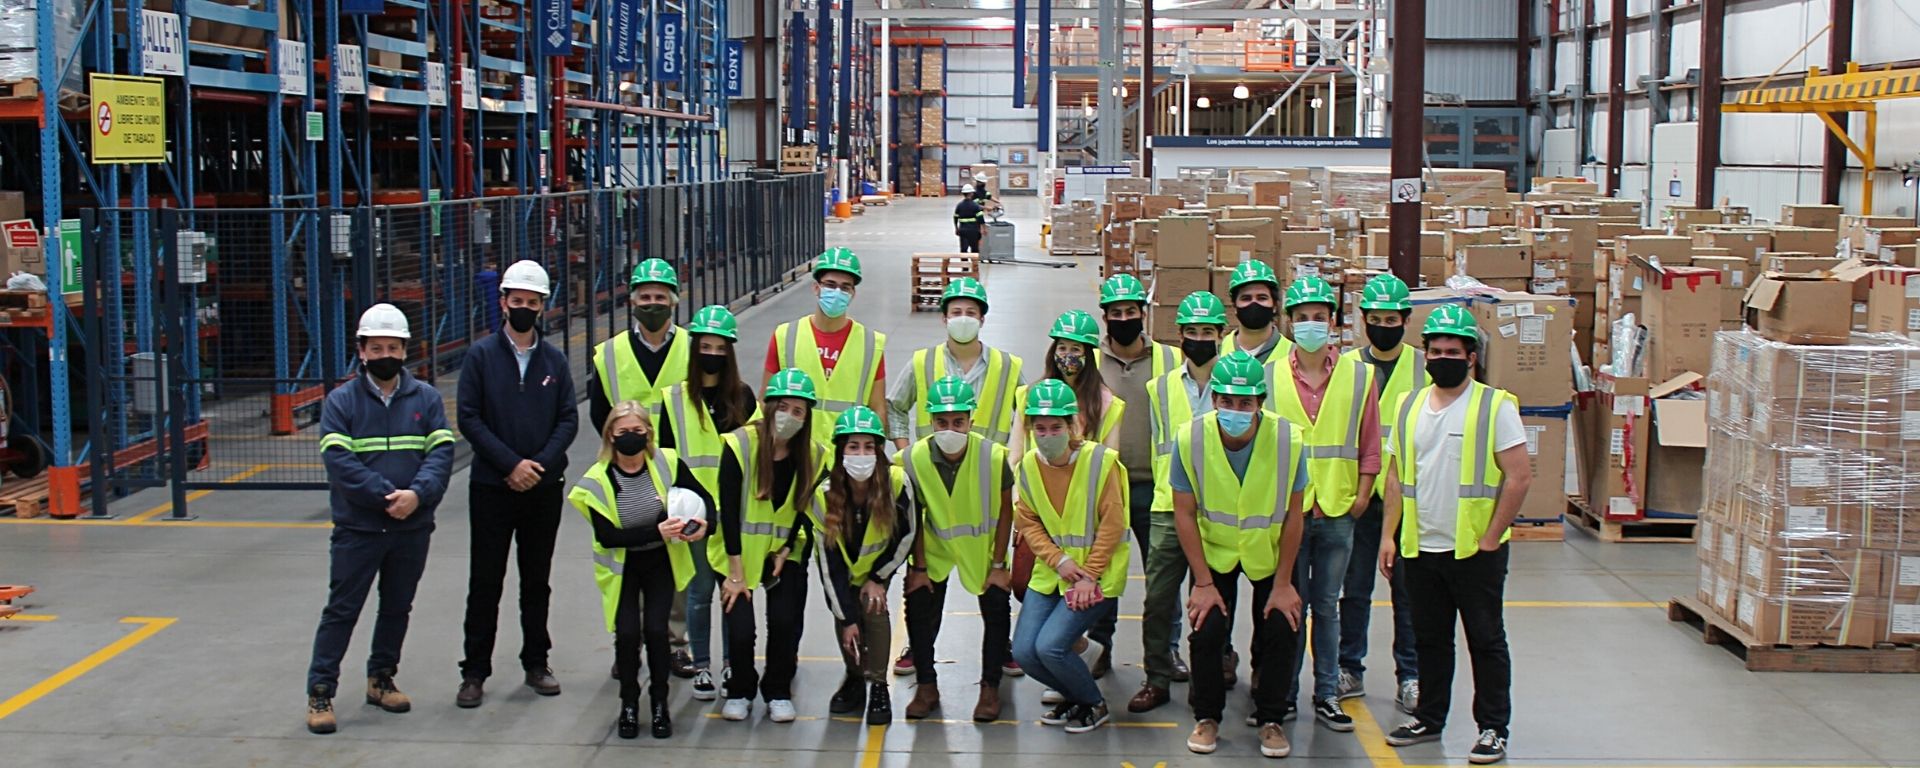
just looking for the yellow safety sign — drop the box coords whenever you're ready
[89,74,168,164]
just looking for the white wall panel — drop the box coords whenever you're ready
[1554,40,1581,93]
[1721,112,1823,165]
[1669,18,1700,76]
[1856,0,1920,63]
[1724,0,1827,80]
[1427,45,1518,101]
[1715,166,1822,218]
[1845,169,1920,217]
[1626,28,1651,88]
[1590,104,1610,162]
[1649,122,1698,224]
[1622,105,1650,164]
[1540,128,1578,177]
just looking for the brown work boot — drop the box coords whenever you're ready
[1260,723,1292,758]
[1128,683,1170,713]
[525,667,561,696]
[905,683,940,719]
[366,672,411,713]
[306,694,337,734]
[972,685,1002,722]
[455,677,484,708]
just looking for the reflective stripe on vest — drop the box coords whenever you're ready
[780,320,881,414]
[708,426,826,588]
[1373,347,1428,447]
[571,451,693,633]
[905,434,1005,594]
[1147,370,1212,512]
[1185,416,1290,531]
[596,330,688,407]
[914,347,1020,444]
[814,466,907,585]
[1392,382,1513,559]
[319,430,454,453]
[1268,355,1372,516]
[1018,444,1128,597]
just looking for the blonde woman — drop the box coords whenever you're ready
[570,402,713,740]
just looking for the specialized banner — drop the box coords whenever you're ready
[610,0,639,72]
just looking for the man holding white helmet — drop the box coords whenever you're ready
[306,303,456,735]
[454,260,580,708]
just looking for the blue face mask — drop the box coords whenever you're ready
[1216,408,1256,438]
[1292,320,1331,353]
[818,286,852,318]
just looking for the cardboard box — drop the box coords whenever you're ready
[1885,551,1920,644]
[1419,257,1450,287]
[1642,267,1724,381]
[1764,254,1843,274]
[0,190,24,223]
[1472,293,1575,406]
[0,219,46,277]
[1780,204,1843,230]
[1865,267,1920,341]
[1884,244,1919,268]
[1276,230,1333,259]
[1693,229,1772,262]
[1842,215,1912,249]
[1213,234,1258,268]
[1141,194,1183,219]
[1618,235,1693,268]
[1204,192,1249,209]
[1147,304,1181,344]
[1770,226,1839,254]
[1456,245,1532,280]
[1518,228,1578,260]
[1865,227,1920,254]
[1587,374,1650,518]
[1251,181,1291,207]
[1688,256,1751,326]
[1151,268,1214,306]
[1156,216,1212,268]
[1645,373,1707,517]
[1744,274,1853,345]
[1518,413,1571,522]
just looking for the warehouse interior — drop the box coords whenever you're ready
[3,0,1920,765]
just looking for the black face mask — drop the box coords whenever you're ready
[364,356,404,381]
[613,432,649,457]
[1366,323,1405,352]
[1106,317,1144,346]
[697,352,729,375]
[506,306,539,333]
[1181,338,1219,366]
[1426,357,1472,388]
[1235,303,1275,330]
[635,304,673,332]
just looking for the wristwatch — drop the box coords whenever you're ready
[990,561,1009,571]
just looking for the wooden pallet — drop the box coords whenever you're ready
[1509,517,1564,542]
[1667,596,1919,673]
[1049,247,1099,257]
[909,253,981,311]
[1566,498,1697,543]
[0,79,38,101]
[0,476,53,519]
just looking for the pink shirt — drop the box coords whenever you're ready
[1288,349,1383,476]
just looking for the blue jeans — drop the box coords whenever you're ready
[1285,512,1356,703]
[1340,498,1417,683]
[1012,588,1107,706]
[685,539,722,668]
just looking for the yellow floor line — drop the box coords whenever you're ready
[124,464,274,523]
[1346,700,1406,768]
[0,617,176,721]
[0,518,331,530]
[0,614,57,622]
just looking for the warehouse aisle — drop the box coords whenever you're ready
[0,196,1914,767]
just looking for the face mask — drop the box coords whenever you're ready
[1053,351,1086,378]
[931,429,970,454]
[1366,323,1405,352]
[506,306,539,333]
[1236,303,1276,330]
[842,454,877,481]
[1427,357,1472,389]
[772,410,806,441]
[635,304,673,332]
[946,315,981,344]
[1181,338,1219,366]
[697,352,729,375]
[364,356,404,381]
[613,432,649,457]
[1292,320,1331,353]
[1216,408,1256,438]
[1106,317,1143,346]
[1034,433,1071,462]
[818,287,852,318]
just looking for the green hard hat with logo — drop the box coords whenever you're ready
[1049,309,1101,346]
[687,305,738,340]
[1422,304,1481,342]
[1359,274,1413,311]
[1098,274,1149,307]
[833,406,886,440]
[1283,276,1338,311]
[630,258,679,290]
[925,374,979,415]
[1209,350,1268,396]
[1024,379,1079,417]
[813,247,863,284]
[1175,291,1229,327]
[1227,260,1280,295]
[763,368,819,403]
[941,276,989,312]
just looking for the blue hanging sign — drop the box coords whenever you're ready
[723,41,744,97]
[537,0,571,57]
[657,13,683,82]
[610,0,639,71]
[342,0,383,14]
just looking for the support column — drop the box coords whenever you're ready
[1821,0,1854,206]
[1388,0,1424,284]
[1696,0,1724,208]
[1096,0,1121,162]
[1605,0,1626,196]
[880,16,890,188]
[1142,0,1154,168]
[1038,0,1052,153]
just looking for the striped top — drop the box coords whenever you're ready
[612,464,667,552]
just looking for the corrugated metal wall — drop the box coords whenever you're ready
[1425,0,1520,102]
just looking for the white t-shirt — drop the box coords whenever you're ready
[1388,388,1527,553]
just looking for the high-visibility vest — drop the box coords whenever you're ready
[909,346,1024,444]
[706,426,829,589]
[1389,382,1518,560]
[592,328,689,409]
[1015,384,1125,444]
[1096,341,1180,381]
[904,433,1009,595]
[1267,355,1375,518]
[1174,411,1304,581]
[1145,369,1213,512]
[772,318,887,444]
[655,383,763,499]
[570,450,696,634]
[807,465,909,587]
[1016,444,1128,598]
[1344,344,1429,478]
[1223,329,1292,365]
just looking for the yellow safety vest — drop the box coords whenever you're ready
[1016,444,1128,598]
[1096,340,1180,381]
[593,328,689,409]
[656,383,763,499]
[909,346,1024,444]
[1267,355,1375,518]
[706,426,829,589]
[1390,382,1518,560]
[772,318,887,444]
[904,433,1009,595]
[570,451,696,634]
[1145,368,1213,512]
[807,465,909,587]
[1343,344,1427,463]
[1223,329,1292,365]
[1174,411,1304,581]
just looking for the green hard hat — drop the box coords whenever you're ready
[1422,304,1481,342]
[1359,274,1413,311]
[1049,309,1101,346]
[687,305,738,340]
[1098,274,1149,307]
[941,276,989,312]
[925,374,979,415]
[1175,291,1229,327]
[1227,260,1280,295]
[1209,351,1268,396]
[833,406,886,440]
[1283,276,1338,311]
[763,368,819,403]
[813,247,863,284]
[1024,379,1079,417]
[630,258,679,290]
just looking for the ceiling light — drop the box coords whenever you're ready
[1168,104,1179,114]
[1083,105,1095,117]
[973,0,1011,8]
[1233,84,1250,99]
[1121,85,1129,98]
[1311,97,1323,109]
[1195,96,1210,108]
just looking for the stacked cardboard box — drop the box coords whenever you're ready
[1049,201,1100,255]
[1147,215,1216,343]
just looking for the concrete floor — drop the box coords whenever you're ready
[2,196,1915,767]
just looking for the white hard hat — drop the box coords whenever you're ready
[500,259,552,296]
[962,184,975,195]
[357,303,411,339]
[974,172,989,183]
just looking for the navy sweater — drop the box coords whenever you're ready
[457,331,579,489]
[320,372,456,532]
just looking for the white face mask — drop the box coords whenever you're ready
[931,429,970,454]
[772,410,806,441]
[946,315,982,344]
[842,454,877,481]
[1034,433,1072,462]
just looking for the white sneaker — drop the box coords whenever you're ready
[1397,680,1420,715]
[1040,688,1064,705]
[767,699,798,723]
[691,669,717,702]
[1079,638,1106,671]
[721,698,751,721]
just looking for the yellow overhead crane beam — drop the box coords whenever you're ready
[1723,62,1920,212]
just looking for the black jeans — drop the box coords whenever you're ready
[1187,568,1298,725]
[723,556,809,701]
[460,483,564,680]
[904,578,1011,686]
[959,233,980,253]
[308,526,433,695]
[615,548,676,704]
[1405,543,1511,737]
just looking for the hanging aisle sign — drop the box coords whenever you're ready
[140,10,184,76]
[334,45,365,94]
[425,62,447,106]
[460,66,478,110]
[537,0,571,56]
[724,40,744,97]
[656,12,683,82]
[278,40,309,96]
[610,0,639,72]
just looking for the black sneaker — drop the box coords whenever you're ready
[1469,729,1508,764]
[1386,720,1443,747]
[1314,697,1355,732]
[1039,702,1075,726]
[866,683,893,726]
[1063,702,1110,734]
[830,675,866,714]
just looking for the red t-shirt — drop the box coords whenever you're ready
[763,319,886,388]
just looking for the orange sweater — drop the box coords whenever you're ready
[1014,447,1127,590]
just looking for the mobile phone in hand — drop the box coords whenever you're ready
[681,519,704,538]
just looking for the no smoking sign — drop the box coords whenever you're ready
[1391,177,1420,204]
[97,102,114,136]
